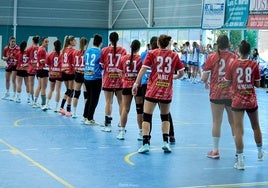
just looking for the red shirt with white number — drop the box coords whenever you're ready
[118,54,142,88]
[203,51,237,100]
[100,46,127,89]
[15,50,29,71]
[3,45,20,69]
[225,59,260,109]
[73,49,85,73]
[61,47,75,74]
[143,49,184,100]
[47,51,62,79]
[36,46,48,70]
[27,45,39,74]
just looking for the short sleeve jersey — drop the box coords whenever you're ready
[73,50,85,72]
[37,46,47,70]
[15,50,29,71]
[118,54,142,88]
[27,45,39,74]
[61,47,75,74]
[225,59,260,109]
[84,47,102,80]
[3,45,20,69]
[143,49,184,100]
[100,46,127,88]
[203,51,237,100]
[46,51,62,79]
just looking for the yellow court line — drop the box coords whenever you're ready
[0,138,74,188]
[13,116,54,127]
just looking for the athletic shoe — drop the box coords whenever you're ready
[162,141,172,153]
[65,111,72,117]
[53,107,58,113]
[234,159,245,170]
[80,117,87,123]
[1,93,10,100]
[15,97,21,103]
[27,98,31,104]
[9,95,15,101]
[169,136,176,144]
[207,150,220,159]
[41,105,48,111]
[72,113,78,119]
[258,150,264,161]
[59,108,66,115]
[137,131,143,141]
[101,126,111,132]
[138,144,150,153]
[117,129,126,140]
[84,119,98,126]
[32,102,39,108]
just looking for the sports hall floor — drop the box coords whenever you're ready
[0,68,268,188]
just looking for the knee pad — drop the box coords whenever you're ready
[136,104,143,114]
[68,89,74,98]
[143,113,152,123]
[83,91,88,100]
[65,89,70,96]
[160,114,169,122]
[74,90,81,99]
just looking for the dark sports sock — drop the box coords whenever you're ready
[169,113,174,136]
[143,135,150,145]
[60,99,66,108]
[67,104,71,112]
[163,134,169,143]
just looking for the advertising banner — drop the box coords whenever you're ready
[201,0,226,29]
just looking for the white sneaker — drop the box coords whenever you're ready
[53,107,58,113]
[41,105,48,111]
[138,144,150,153]
[102,126,111,132]
[81,117,87,123]
[162,141,172,153]
[27,98,31,104]
[84,119,98,126]
[15,97,21,103]
[117,129,125,140]
[1,93,10,100]
[234,154,245,170]
[258,150,264,161]
[9,95,15,101]
[32,102,39,108]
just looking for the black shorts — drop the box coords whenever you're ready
[210,99,232,106]
[36,70,49,78]
[232,106,258,113]
[75,72,84,83]
[62,72,75,81]
[145,97,171,104]
[5,66,16,72]
[122,87,142,97]
[49,77,63,82]
[102,87,122,92]
[16,70,28,77]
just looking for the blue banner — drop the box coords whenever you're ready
[224,0,249,28]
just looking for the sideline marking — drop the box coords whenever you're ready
[178,181,268,188]
[0,138,74,188]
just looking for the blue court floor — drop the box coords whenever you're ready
[0,68,268,188]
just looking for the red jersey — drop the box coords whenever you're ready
[203,51,237,100]
[3,45,20,69]
[14,50,29,71]
[143,49,184,100]
[118,54,142,88]
[73,50,85,73]
[27,45,39,74]
[36,46,48,70]
[46,51,62,79]
[61,47,75,75]
[100,46,127,88]
[225,59,260,109]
